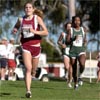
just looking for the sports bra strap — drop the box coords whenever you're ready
[34,15,38,30]
[81,27,85,37]
[70,28,73,38]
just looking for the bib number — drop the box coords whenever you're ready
[22,25,34,38]
[73,35,83,47]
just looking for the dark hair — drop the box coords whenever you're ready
[34,9,44,19]
[72,15,82,27]
[64,22,72,29]
[24,1,44,19]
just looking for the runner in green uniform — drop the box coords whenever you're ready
[58,22,73,88]
[67,15,87,89]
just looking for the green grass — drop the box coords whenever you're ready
[0,79,100,100]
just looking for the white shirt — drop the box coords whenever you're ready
[7,43,16,59]
[0,44,8,58]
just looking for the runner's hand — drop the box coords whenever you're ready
[12,28,18,34]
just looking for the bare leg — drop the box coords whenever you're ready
[32,57,39,78]
[69,63,73,82]
[22,51,32,92]
[63,56,73,87]
[71,58,78,86]
[1,68,6,80]
[97,70,100,83]
[63,55,70,78]
[78,54,86,78]
[8,68,12,80]
[78,54,86,85]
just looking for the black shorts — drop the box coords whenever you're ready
[0,58,8,68]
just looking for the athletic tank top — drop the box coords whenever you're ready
[62,32,70,47]
[98,53,100,61]
[71,27,85,47]
[21,15,41,45]
[62,32,66,44]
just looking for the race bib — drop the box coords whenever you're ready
[65,47,70,55]
[73,35,83,47]
[22,24,34,38]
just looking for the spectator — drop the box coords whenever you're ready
[0,37,8,80]
[7,38,16,81]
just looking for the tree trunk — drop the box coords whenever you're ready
[68,0,76,20]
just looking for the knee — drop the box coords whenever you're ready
[26,67,32,73]
[80,63,85,68]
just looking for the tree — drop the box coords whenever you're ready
[41,38,62,62]
[1,0,99,61]
[77,0,100,51]
[0,0,64,61]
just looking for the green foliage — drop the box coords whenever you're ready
[77,0,100,34]
[3,22,10,32]
[41,39,61,62]
[48,4,67,25]
[41,39,54,58]
[89,1,99,33]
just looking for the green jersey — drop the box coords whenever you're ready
[62,32,70,56]
[69,27,86,58]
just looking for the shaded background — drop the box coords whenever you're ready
[0,0,100,62]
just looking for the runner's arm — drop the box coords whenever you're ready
[13,17,22,34]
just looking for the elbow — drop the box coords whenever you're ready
[57,41,60,45]
[57,41,59,45]
[45,30,49,36]
[57,41,62,46]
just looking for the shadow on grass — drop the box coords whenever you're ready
[7,82,25,88]
[0,92,11,97]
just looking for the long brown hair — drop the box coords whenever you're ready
[64,22,72,29]
[24,1,44,19]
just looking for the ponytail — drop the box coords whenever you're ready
[34,9,44,19]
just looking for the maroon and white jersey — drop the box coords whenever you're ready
[97,52,100,68]
[98,52,100,61]
[21,15,41,45]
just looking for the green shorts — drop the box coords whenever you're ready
[69,46,86,58]
[62,47,70,57]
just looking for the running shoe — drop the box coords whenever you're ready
[78,78,83,86]
[25,91,32,98]
[68,83,72,88]
[74,84,79,90]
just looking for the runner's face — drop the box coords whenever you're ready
[10,40,15,44]
[2,40,7,45]
[25,3,34,16]
[66,24,71,30]
[74,17,81,27]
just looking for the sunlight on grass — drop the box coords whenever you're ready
[0,80,100,100]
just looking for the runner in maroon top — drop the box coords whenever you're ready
[12,1,48,98]
[21,15,42,58]
[96,52,100,83]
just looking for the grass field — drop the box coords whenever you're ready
[0,79,100,100]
